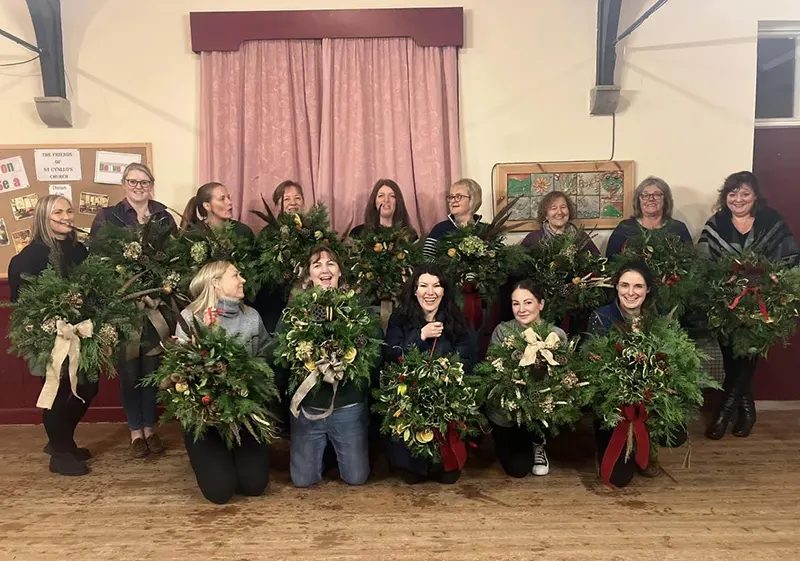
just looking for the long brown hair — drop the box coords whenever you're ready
[362,179,413,232]
[181,182,223,231]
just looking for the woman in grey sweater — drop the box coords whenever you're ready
[487,280,566,478]
[175,261,273,504]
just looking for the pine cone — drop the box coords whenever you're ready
[355,334,368,347]
[300,228,312,238]
[309,303,327,322]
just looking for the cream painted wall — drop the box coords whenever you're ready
[2,0,800,249]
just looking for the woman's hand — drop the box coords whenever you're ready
[420,321,444,341]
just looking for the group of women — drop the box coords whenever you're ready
[7,163,798,502]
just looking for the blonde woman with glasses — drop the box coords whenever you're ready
[9,195,95,476]
[89,163,177,459]
[422,178,483,260]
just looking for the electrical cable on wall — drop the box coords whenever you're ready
[608,112,616,161]
[0,54,40,67]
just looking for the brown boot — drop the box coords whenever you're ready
[146,434,165,455]
[130,437,149,458]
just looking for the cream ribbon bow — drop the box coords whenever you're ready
[37,319,94,410]
[518,327,561,368]
[126,296,170,360]
[290,354,346,420]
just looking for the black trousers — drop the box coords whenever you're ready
[720,344,759,396]
[594,420,688,488]
[385,437,462,484]
[491,421,544,478]
[42,373,99,454]
[183,428,270,504]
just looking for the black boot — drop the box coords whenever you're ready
[732,391,756,437]
[705,388,737,440]
[49,452,90,476]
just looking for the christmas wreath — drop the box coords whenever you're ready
[705,252,800,358]
[610,227,705,319]
[475,322,591,439]
[144,315,278,448]
[373,346,485,471]
[346,226,420,304]
[525,231,613,323]
[576,315,718,486]
[170,221,260,302]
[8,256,143,408]
[252,201,345,294]
[274,287,383,417]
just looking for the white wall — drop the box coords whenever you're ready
[2,0,800,248]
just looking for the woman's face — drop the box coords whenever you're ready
[375,185,396,221]
[123,169,153,205]
[50,198,74,239]
[511,287,544,327]
[282,186,304,214]
[726,184,756,218]
[616,271,649,314]
[448,184,472,218]
[309,251,341,289]
[545,196,570,230]
[639,184,665,219]
[416,273,444,316]
[203,185,233,221]
[215,265,245,300]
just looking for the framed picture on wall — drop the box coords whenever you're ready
[493,160,635,231]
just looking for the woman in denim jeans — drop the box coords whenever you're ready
[90,163,177,458]
[281,245,372,488]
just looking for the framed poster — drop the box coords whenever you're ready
[493,160,635,231]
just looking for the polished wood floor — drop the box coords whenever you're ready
[1,412,799,561]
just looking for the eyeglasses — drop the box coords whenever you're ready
[125,178,153,188]
[639,192,663,201]
[446,194,471,202]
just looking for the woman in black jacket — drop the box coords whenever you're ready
[180,182,254,239]
[9,195,93,476]
[384,264,477,484]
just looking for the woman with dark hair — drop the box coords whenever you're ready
[384,264,476,484]
[699,171,799,440]
[487,280,566,478]
[9,195,93,476]
[89,162,175,459]
[272,180,305,214]
[181,182,253,239]
[606,176,692,258]
[587,260,687,487]
[349,179,417,238]
[520,191,599,254]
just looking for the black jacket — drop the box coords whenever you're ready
[9,239,88,301]
[89,198,177,238]
[384,309,476,373]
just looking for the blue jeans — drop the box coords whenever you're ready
[119,353,160,431]
[290,402,370,488]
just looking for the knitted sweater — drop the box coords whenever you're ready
[176,297,271,358]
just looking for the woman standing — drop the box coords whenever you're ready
[272,180,305,214]
[422,179,483,260]
[180,182,254,239]
[521,191,599,254]
[384,264,476,483]
[174,261,272,504]
[487,280,566,478]
[587,262,687,487]
[698,171,799,440]
[9,195,93,476]
[90,163,176,458]
[349,179,417,239]
[606,177,692,258]
[284,246,372,488]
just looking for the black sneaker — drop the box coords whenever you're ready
[43,443,92,461]
[49,453,90,476]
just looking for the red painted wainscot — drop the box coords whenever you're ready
[0,278,125,424]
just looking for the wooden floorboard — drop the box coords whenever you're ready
[1,412,799,561]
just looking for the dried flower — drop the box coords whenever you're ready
[562,371,579,388]
[64,292,83,308]
[123,241,142,261]
[457,235,487,257]
[541,395,555,414]
[190,242,208,264]
[98,324,119,348]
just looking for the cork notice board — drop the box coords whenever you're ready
[0,143,152,278]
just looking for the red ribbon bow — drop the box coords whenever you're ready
[461,282,483,331]
[204,307,225,326]
[436,422,467,473]
[728,286,770,321]
[600,403,650,488]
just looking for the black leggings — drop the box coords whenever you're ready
[594,420,688,488]
[720,344,758,394]
[42,374,99,454]
[491,421,543,478]
[385,438,462,484]
[183,428,270,504]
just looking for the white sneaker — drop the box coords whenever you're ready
[532,444,550,476]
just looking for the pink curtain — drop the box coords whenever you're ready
[200,38,460,235]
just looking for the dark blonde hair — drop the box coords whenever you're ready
[450,178,483,214]
[122,162,154,184]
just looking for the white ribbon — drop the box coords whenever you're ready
[290,354,346,420]
[37,319,94,410]
[518,327,561,368]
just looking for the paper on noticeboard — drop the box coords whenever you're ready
[94,151,143,185]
